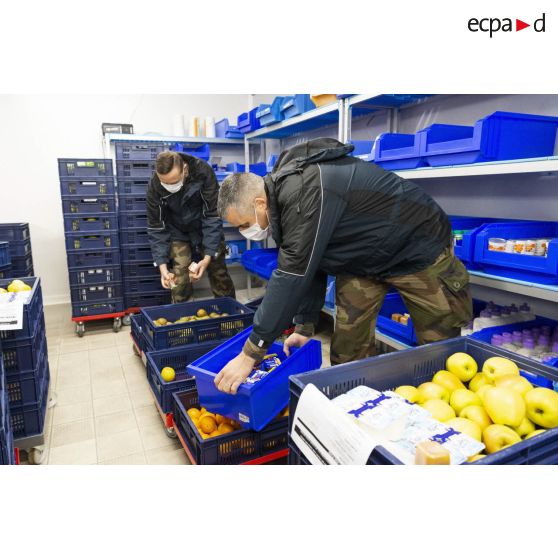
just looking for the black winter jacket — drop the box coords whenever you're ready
[147,153,223,266]
[248,138,452,350]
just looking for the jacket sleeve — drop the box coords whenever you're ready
[293,270,328,327]
[199,164,222,257]
[147,178,171,266]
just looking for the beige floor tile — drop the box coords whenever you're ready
[93,393,133,417]
[97,428,143,462]
[56,371,91,389]
[59,337,89,354]
[140,423,178,451]
[87,332,118,350]
[89,347,120,363]
[56,384,93,406]
[58,351,90,369]
[99,452,147,465]
[134,404,163,429]
[90,365,124,381]
[51,418,95,448]
[48,439,97,465]
[115,331,132,346]
[146,446,190,465]
[92,378,128,400]
[117,342,137,357]
[129,388,155,409]
[120,352,146,368]
[125,374,149,392]
[52,401,94,426]
[95,409,138,438]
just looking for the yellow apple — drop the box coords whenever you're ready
[513,417,536,439]
[467,454,486,463]
[476,385,494,403]
[483,387,526,427]
[432,370,465,394]
[450,389,482,415]
[469,372,493,392]
[482,424,521,454]
[7,279,27,293]
[459,405,492,431]
[482,357,520,382]
[394,385,420,403]
[0,287,7,294]
[421,399,456,423]
[417,382,450,404]
[525,429,547,440]
[445,417,482,442]
[494,374,533,397]
[524,388,558,429]
[446,353,478,382]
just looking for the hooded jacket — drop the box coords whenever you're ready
[147,153,222,266]
[247,138,452,351]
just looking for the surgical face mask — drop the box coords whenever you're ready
[240,206,269,241]
[160,180,183,194]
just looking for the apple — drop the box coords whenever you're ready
[467,454,486,463]
[446,353,478,382]
[524,388,558,429]
[459,405,492,431]
[394,385,420,403]
[494,374,533,397]
[421,399,456,423]
[525,429,547,440]
[513,417,536,439]
[482,424,521,454]
[483,387,526,427]
[432,370,465,394]
[476,385,494,403]
[445,417,482,442]
[469,372,493,392]
[449,389,482,415]
[417,382,450,404]
[482,357,519,383]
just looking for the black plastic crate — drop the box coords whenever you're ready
[118,212,148,229]
[72,298,125,318]
[61,195,116,215]
[6,345,48,406]
[123,276,162,293]
[59,177,115,196]
[122,260,160,278]
[7,239,31,258]
[10,369,49,440]
[116,142,165,160]
[124,290,171,310]
[63,213,119,232]
[116,160,156,178]
[1,318,46,374]
[118,195,147,212]
[58,158,113,177]
[0,277,43,342]
[64,231,119,251]
[119,228,149,246]
[68,265,122,286]
[116,179,150,195]
[0,223,30,242]
[121,244,152,262]
[66,248,121,268]
[70,282,123,303]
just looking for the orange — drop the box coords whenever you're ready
[199,412,216,422]
[192,417,200,428]
[200,432,210,439]
[187,408,201,420]
[215,414,226,425]
[199,415,217,434]
[208,430,221,438]
[217,423,234,435]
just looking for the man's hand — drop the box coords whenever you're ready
[189,255,211,283]
[214,352,256,395]
[283,332,311,357]
[159,264,176,289]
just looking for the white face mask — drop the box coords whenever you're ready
[240,206,269,241]
[160,180,183,194]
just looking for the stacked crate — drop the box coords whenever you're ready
[58,159,124,320]
[0,241,11,280]
[0,339,15,465]
[115,142,171,310]
[0,223,34,277]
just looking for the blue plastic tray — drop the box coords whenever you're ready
[1,317,45,374]
[225,162,267,176]
[373,132,424,170]
[119,227,149,246]
[256,97,285,127]
[61,195,116,215]
[60,177,115,196]
[5,344,49,406]
[350,140,374,159]
[0,242,9,266]
[121,260,160,278]
[289,337,558,465]
[68,265,122,286]
[10,368,49,440]
[0,277,43,342]
[118,212,148,230]
[116,160,156,178]
[71,298,124,317]
[124,291,171,311]
[70,282,122,303]
[123,276,162,294]
[130,313,147,355]
[58,158,113,178]
[120,244,152,263]
[237,108,261,133]
[118,195,147,213]
[64,231,119,251]
[63,213,119,232]
[116,179,150,195]
[190,326,322,431]
[6,239,32,258]
[215,118,244,139]
[115,142,165,161]
[280,95,314,119]
[170,143,210,160]
[0,223,30,242]
[66,248,121,268]
[241,248,278,280]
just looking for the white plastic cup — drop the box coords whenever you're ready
[488,238,506,252]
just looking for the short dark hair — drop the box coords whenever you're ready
[156,151,183,175]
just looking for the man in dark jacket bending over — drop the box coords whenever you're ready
[215,138,472,394]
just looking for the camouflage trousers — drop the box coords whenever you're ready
[169,240,235,303]
[330,246,473,365]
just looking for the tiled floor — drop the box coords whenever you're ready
[37,289,332,465]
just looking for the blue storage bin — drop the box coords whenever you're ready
[190,326,321,431]
[71,298,124,318]
[350,140,374,161]
[116,160,156,179]
[241,248,278,280]
[6,239,32,258]
[0,223,30,242]
[237,108,261,134]
[118,212,148,230]
[115,142,165,161]
[118,195,147,212]
[215,118,244,139]
[120,244,152,263]
[7,258,33,277]
[63,213,119,232]
[173,387,289,465]
[224,240,262,262]
[66,248,121,269]
[130,313,147,355]
[420,111,558,167]
[124,290,171,310]
[1,318,45,374]
[116,179,150,195]
[0,242,9,266]
[70,282,122,303]
[373,132,424,170]
[170,143,210,161]
[289,337,558,465]
[64,231,119,251]
[61,195,116,215]
[119,227,149,246]
[145,341,223,413]
[225,162,267,176]
[68,265,122,286]
[0,277,42,342]
[141,297,254,350]
[121,260,159,278]
[60,177,115,196]
[267,154,278,172]
[324,275,336,310]
[256,97,285,127]
[473,221,558,284]
[376,292,417,345]
[58,158,113,177]
[123,276,162,294]
[214,170,232,182]
[280,95,314,119]
[6,346,49,406]
[10,369,49,440]
[0,263,11,279]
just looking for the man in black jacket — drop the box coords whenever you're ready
[147,150,235,302]
[213,138,472,394]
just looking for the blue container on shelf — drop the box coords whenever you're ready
[115,142,165,161]
[0,242,9,267]
[63,213,119,233]
[121,261,160,278]
[256,97,285,127]
[123,276,163,294]
[280,95,314,119]
[189,327,322,432]
[214,170,232,183]
[473,221,558,284]
[375,292,417,345]
[225,162,267,176]
[225,239,246,262]
[215,118,244,139]
[241,248,278,280]
[170,143,210,161]
[350,140,374,161]
[420,111,558,167]
[59,177,115,197]
[324,276,336,310]
[237,108,261,134]
[373,132,425,170]
[267,154,278,172]
[67,248,121,268]
[58,158,113,178]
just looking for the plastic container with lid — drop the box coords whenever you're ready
[517,338,536,357]
[473,310,493,332]
[512,331,523,347]
[491,334,503,347]
[519,303,536,322]
[488,238,506,252]
[505,240,516,253]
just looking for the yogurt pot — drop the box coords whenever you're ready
[504,240,516,253]
[488,238,506,252]
[524,239,537,255]
[513,239,526,254]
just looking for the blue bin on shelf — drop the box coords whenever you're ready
[420,111,558,167]
[225,162,267,177]
[115,142,165,161]
[241,248,278,280]
[256,97,285,127]
[237,108,261,134]
[170,143,210,161]
[280,95,314,119]
[214,170,231,182]
[189,327,322,431]
[473,221,558,284]
[350,140,374,161]
[267,154,278,172]
[215,118,244,139]
[373,132,425,170]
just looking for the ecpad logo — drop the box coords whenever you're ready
[468,13,546,37]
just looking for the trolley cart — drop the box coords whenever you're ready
[71,311,125,337]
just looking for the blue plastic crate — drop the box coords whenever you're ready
[0,223,30,242]
[0,277,42,342]
[190,326,321,431]
[118,195,147,212]
[241,248,278,280]
[116,179,150,195]
[170,143,210,161]
[267,154,278,172]
[237,108,261,134]
[376,292,417,345]
[70,282,122,303]
[214,170,232,183]
[173,387,289,465]
[141,297,254,350]
[225,162,267,176]
[130,313,147,354]
[280,95,314,120]
[118,212,148,230]
[67,248,121,268]
[71,298,124,318]
[6,239,32,258]
[121,244,152,263]
[9,255,33,273]
[324,275,336,310]
[145,341,223,413]
[1,318,45,374]
[215,118,244,139]
[289,337,558,465]
[119,227,149,246]
[123,276,162,294]
[420,111,558,167]
[373,132,424,170]
[115,142,165,161]
[124,290,171,310]
[68,265,122,286]
[58,158,113,178]
[0,263,11,279]
[61,195,116,215]
[473,221,558,284]
[121,260,159,278]
[5,343,48,406]
[63,213,119,232]
[10,369,49,440]
[116,160,156,179]
[0,242,9,266]
[59,177,115,196]
[256,97,285,127]
[64,231,119,251]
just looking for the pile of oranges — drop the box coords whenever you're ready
[187,407,242,439]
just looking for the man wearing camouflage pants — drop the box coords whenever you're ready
[213,138,472,395]
[147,151,235,302]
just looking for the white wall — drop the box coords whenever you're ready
[0,94,260,304]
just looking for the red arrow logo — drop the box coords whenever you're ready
[516,19,531,31]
